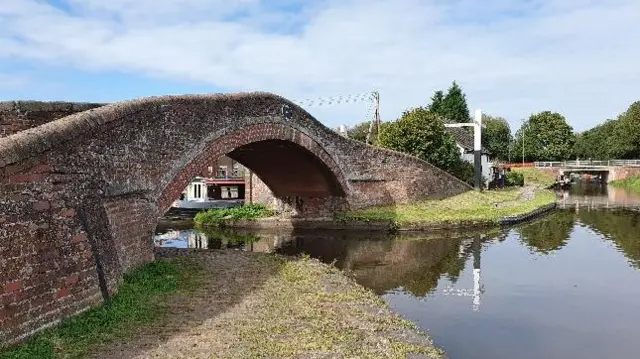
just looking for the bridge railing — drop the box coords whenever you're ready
[533,160,640,168]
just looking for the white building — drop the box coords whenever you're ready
[444,123,493,186]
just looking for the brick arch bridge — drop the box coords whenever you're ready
[0,93,469,343]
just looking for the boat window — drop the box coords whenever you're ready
[220,186,239,199]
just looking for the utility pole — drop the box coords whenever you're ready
[365,91,380,145]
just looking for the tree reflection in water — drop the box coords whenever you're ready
[154,208,640,299]
[577,209,640,269]
[515,211,576,254]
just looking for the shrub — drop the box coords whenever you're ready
[194,203,274,227]
[505,171,525,187]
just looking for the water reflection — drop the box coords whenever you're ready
[515,211,575,254]
[154,209,640,359]
[557,181,640,209]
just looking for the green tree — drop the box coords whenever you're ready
[482,114,512,161]
[610,101,640,159]
[573,120,616,159]
[346,121,373,143]
[378,107,471,183]
[442,81,470,122]
[346,121,388,145]
[427,90,444,115]
[511,111,575,161]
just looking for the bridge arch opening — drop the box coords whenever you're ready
[155,123,349,216]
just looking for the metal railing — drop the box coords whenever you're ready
[534,159,640,168]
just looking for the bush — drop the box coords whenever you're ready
[194,203,274,227]
[448,159,475,186]
[505,171,525,187]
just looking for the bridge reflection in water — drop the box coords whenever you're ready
[556,181,640,210]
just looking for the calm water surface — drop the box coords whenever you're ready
[155,184,640,359]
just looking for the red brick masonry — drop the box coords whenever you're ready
[0,93,471,344]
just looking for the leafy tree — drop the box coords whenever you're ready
[346,121,373,143]
[442,81,470,123]
[481,114,512,161]
[511,111,575,161]
[378,107,471,183]
[572,101,640,160]
[346,121,387,145]
[610,101,640,159]
[427,90,444,115]
[573,120,616,159]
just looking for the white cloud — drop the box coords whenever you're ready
[0,0,638,131]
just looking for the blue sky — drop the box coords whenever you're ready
[1,0,638,132]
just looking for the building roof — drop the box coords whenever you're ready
[442,119,491,155]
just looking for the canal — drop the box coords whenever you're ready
[155,183,640,359]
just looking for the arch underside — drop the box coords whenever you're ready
[156,123,350,213]
[228,139,345,198]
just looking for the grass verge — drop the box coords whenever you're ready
[342,188,557,227]
[512,167,556,187]
[610,176,640,194]
[0,258,202,359]
[216,254,444,358]
[194,203,274,228]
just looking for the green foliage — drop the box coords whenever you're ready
[510,111,575,161]
[505,171,524,187]
[0,260,200,359]
[346,121,382,145]
[448,159,475,186]
[427,90,444,114]
[378,107,472,182]
[573,120,618,159]
[482,115,512,161]
[573,101,640,160]
[610,176,640,194]
[441,81,470,123]
[194,203,274,227]
[610,101,640,159]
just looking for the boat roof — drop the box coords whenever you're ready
[203,178,245,185]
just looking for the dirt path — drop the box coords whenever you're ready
[496,184,537,208]
[91,249,444,359]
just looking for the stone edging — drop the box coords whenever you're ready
[498,202,558,227]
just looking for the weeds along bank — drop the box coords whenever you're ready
[610,176,640,194]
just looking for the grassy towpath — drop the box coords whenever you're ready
[342,185,556,228]
[2,250,444,359]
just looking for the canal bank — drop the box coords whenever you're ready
[152,203,640,359]
[1,249,444,359]
[196,185,558,232]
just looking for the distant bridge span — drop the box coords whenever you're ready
[504,160,640,183]
[535,160,640,183]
